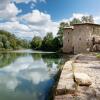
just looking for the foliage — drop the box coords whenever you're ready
[31,36,42,50]
[58,22,70,36]
[57,22,70,48]
[70,18,82,25]
[41,32,54,51]
[31,32,62,52]
[81,15,94,23]
[0,30,30,50]
[52,36,62,51]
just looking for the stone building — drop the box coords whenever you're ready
[63,23,100,54]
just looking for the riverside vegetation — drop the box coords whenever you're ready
[0,30,30,50]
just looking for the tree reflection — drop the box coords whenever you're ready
[31,53,69,69]
[0,53,26,68]
[31,53,42,61]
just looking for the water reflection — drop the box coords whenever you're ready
[0,52,69,100]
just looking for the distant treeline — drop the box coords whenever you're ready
[0,30,30,50]
[30,32,62,52]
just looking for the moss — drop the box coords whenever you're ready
[96,53,100,58]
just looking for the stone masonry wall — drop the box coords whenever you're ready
[63,24,100,54]
[73,25,92,54]
[63,28,73,53]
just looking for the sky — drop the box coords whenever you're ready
[0,0,100,39]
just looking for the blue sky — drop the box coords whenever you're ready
[15,0,100,21]
[0,0,100,39]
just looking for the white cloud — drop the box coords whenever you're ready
[14,0,46,3]
[94,16,100,24]
[0,21,29,31]
[15,0,36,3]
[21,10,59,37]
[0,0,10,10]
[0,2,21,21]
[0,9,59,39]
[0,21,35,39]
[21,10,51,25]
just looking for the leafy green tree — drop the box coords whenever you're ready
[4,41,11,49]
[0,42,3,48]
[9,39,17,49]
[0,30,30,50]
[81,15,94,23]
[31,36,42,50]
[41,32,54,51]
[58,22,69,36]
[52,37,62,51]
[57,22,69,50]
[70,18,82,25]
[2,35,7,44]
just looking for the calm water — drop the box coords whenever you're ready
[0,50,70,100]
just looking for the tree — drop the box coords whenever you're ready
[57,22,69,49]
[70,18,82,25]
[41,32,54,51]
[52,37,62,51]
[0,42,3,48]
[81,15,94,23]
[58,22,69,35]
[9,39,17,49]
[31,36,42,50]
[4,41,11,49]
[0,30,30,50]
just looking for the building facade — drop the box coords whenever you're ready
[63,23,100,54]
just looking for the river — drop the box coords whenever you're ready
[0,50,70,100]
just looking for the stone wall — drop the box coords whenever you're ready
[72,24,92,54]
[90,25,100,51]
[63,28,73,53]
[92,25,100,36]
[63,23,100,54]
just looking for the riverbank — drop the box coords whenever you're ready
[54,53,100,100]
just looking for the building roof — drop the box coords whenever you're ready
[73,23,100,26]
[63,23,100,30]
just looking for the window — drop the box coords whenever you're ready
[79,38,81,40]
[68,39,69,42]
[68,32,69,35]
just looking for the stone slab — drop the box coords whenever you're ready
[55,60,75,95]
